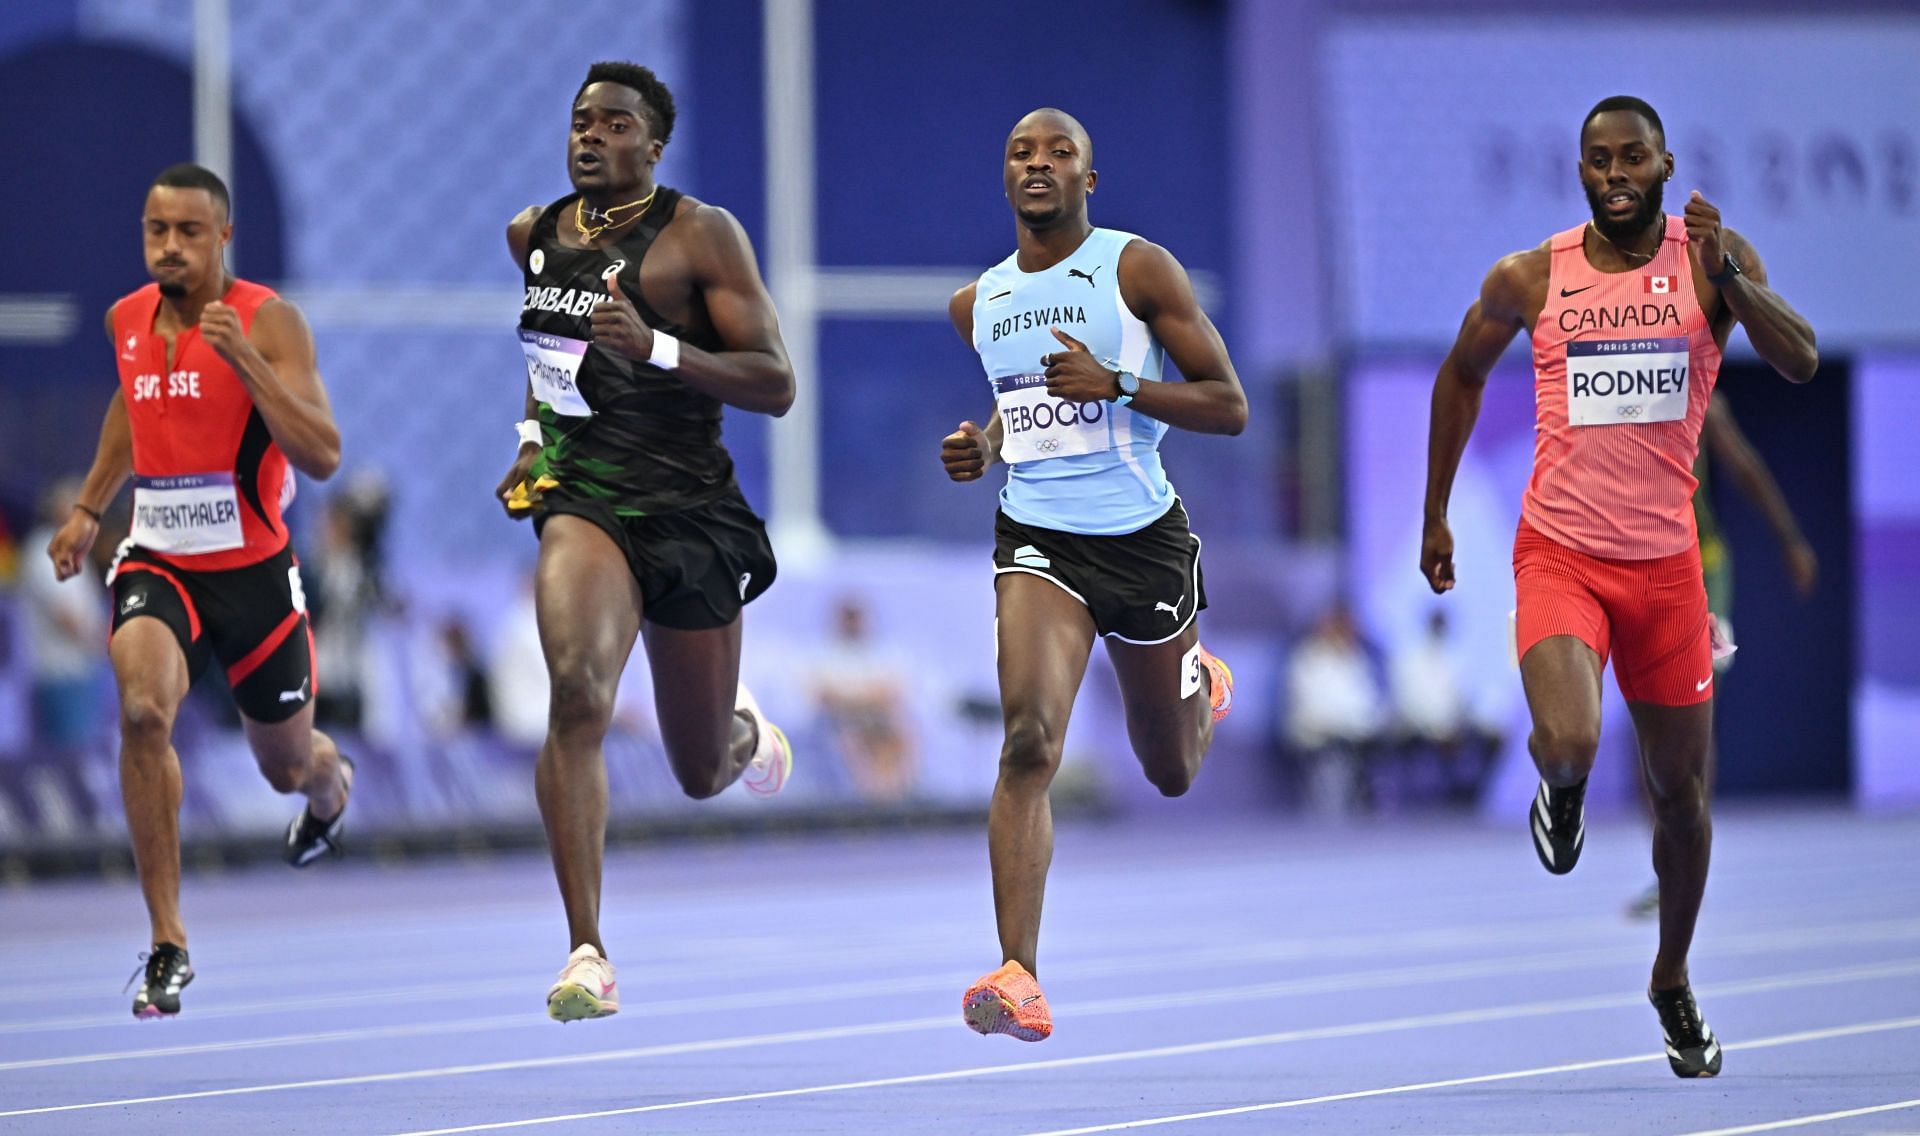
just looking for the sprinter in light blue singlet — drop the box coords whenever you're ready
[939,107,1250,1043]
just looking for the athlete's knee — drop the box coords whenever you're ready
[255,754,304,795]
[1143,756,1197,798]
[665,753,731,800]
[1647,766,1710,829]
[1530,721,1599,784]
[118,690,177,750]
[999,713,1064,783]
[545,664,617,737]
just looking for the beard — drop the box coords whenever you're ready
[1585,177,1664,244]
[157,280,189,299]
[1015,199,1068,230]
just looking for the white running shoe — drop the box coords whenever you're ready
[546,944,618,1022]
[735,683,792,797]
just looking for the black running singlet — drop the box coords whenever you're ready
[516,188,736,516]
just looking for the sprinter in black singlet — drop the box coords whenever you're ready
[497,61,797,1022]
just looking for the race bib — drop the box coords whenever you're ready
[993,372,1111,464]
[1566,337,1689,427]
[132,473,243,554]
[519,329,593,418]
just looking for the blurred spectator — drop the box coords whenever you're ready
[414,616,494,739]
[1387,609,1501,805]
[488,571,547,750]
[1282,600,1386,815]
[808,595,915,803]
[13,477,112,837]
[306,471,390,731]
[20,477,109,757]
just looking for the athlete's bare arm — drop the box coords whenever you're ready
[589,204,796,416]
[496,207,545,516]
[1683,192,1817,383]
[1040,240,1247,436]
[47,307,136,580]
[1700,392,1818,597]
[199,297,341,480]
[941,281,1003,482]
[1420,247,1546,593]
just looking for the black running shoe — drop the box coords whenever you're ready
[1650,982,1723,1078]
[127,942,193,1019]
[285,754,353,868]
[1529,777,1586,875]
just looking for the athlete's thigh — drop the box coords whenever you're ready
[1626,699,1713,799]
[640,618,743,760]
[535,514,643,683]
[1612,547,1714,708]
[1105,619,1204,726]
[995,573,1097,732]
[241,700,316,768]
[200,550,317,723]
[1518,634,1605,743]
[109,614,192,713]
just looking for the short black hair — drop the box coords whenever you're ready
[1582,95,1665,150]
[576,61,676,145]
[151,162,231,218]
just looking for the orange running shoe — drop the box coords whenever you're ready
[1197,644,1234,722]
[962,960,1053,1041]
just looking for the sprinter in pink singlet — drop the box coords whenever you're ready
[1419,97,1818,1078]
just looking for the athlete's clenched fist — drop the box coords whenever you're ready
[942,420,994,482]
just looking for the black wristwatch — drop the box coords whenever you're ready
[1706,253,1743,286]
[1110,370,1140,406]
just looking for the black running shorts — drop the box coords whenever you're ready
[535,488,777,631]
[992,500,1206,644]
[109,542,316,723]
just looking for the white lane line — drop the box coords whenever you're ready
[0,912,1641,1035]
[1012,1017,1920,1136]
[12,910,1916,1040]
[1672,1098,1920,1136]
[386,1015,1920,1136]
[11,927,1920,1075]
[4,958,1910,1120]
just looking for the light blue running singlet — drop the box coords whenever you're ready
[970,228,1175,536]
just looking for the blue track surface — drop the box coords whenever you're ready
[3,806,1918,1134]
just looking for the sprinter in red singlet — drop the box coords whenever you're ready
[1420,97,1818,1077]
[45,164,356,1019]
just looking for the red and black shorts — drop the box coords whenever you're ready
[108,542,316,723]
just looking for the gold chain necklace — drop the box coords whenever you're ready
[1586,214,1663,265]
[574,184,659,242]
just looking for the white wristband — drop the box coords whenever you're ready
[515,419,542,448]
[648,330,681,371]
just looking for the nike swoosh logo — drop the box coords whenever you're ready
[1696,677,1713,691]
[1559,285,1597,298]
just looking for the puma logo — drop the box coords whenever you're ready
[279,678,310,704]
[1067,267,1100,288]
[1155,600,1182,617]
